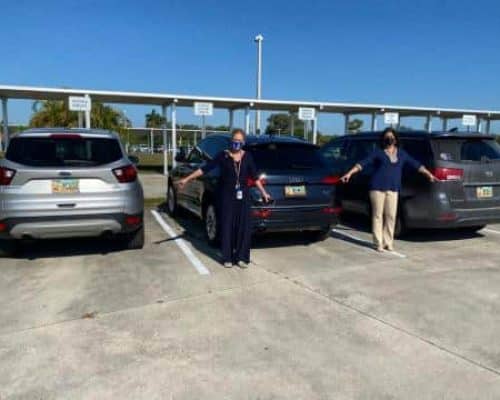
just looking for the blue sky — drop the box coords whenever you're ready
[2,0,500,133]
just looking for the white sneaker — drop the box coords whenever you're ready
[223,262,233,268]
[238,261,249,269]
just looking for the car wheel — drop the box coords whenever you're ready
[166,184,178,216]
[126,226,145,250]
[312,226,332,241]
[204,203,219,247]
[0,240,19,257]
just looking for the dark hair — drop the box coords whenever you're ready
[231,128,246,140]
[379,127,399,148]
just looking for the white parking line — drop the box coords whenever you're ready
[331,228,407,258]
[484,228,500,235]
[151,210,210,275]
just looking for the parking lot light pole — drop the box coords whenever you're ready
[254,34,264,135]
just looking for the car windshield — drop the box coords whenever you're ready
[248,143,326,170]
[6,136,123,167]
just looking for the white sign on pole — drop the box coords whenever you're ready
[384,112,399,125]
[69,96,91,112]
[194,102,213,116]
[462,114,477,126]
[298,107,316,121]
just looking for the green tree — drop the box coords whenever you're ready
[30,100,130,131]
[347,118,363,133]
[265,113,305,137]
[145,109,166,128]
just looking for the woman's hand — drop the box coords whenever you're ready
[340,173,352,184]
[177,177,189,190]
[262,191,272,204]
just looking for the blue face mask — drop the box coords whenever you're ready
[231,140,244,152]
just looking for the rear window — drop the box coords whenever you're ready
[248,143,326,170]
[6,137,123,167]
[400,139,433,164]
[433,138,500,162]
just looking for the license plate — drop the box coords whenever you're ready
[284,185,306,197]
[52,179,79,194]
[476,186,493,199]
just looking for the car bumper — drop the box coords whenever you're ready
[0,213,143,240]
[407,207,500,229]
[251,205,340,233]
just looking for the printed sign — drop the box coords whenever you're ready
[298,107,316,121]
[194,102,213,116]
[68,96,91,112]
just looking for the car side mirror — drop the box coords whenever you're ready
[128,155,139,165]
[175,153,186,163]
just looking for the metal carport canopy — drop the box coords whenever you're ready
[1,84,500,120]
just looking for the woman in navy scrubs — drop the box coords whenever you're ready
[178,129,270,268]
[341,128,436,252]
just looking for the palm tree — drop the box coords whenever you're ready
[145,109,166,128]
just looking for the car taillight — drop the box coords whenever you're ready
[125,215,142,226]
[0,222,7,232]
[252,209,272,218]
[0,167,16,185]
[321,175,341,185]
[247,176,267,187]
[322,206,342,215]
[113,165,137,183]
[432,168,463,181]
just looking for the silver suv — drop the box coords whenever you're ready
[0,128,144,256]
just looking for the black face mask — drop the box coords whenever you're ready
[383,137,396,147]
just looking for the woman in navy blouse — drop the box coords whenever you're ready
[341,128,436,252]
[178,129,270,268]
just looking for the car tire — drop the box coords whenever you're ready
[204,202,219,247]
[0,240,19,257]
[313,226,332,241]
[166,183,178,217]
[126,226,145,250]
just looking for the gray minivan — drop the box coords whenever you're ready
[321,131,500,235]
[0,128,144,255]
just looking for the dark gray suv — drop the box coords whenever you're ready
[167,134,341,244]
[321,131,500,235]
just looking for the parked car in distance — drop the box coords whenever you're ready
[321,131,500,235]
[167,134,341,244]
[0,128,144,256]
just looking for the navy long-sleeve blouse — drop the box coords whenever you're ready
[357,148,422,192]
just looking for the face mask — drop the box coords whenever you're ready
[383,137,395,147]
[231,140,244,152]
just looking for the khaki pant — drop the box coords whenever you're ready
[369,190,399,250]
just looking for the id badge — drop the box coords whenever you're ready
[236,189,243,200]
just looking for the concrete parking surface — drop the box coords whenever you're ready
[1,209,500,399]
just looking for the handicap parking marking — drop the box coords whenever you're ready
[150,210,210,276]
[331,227,407,259]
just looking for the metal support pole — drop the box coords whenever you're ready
[486,119,491,135]
[476,119,482,133]
[201,115,206,139]
[78,112,83,129]
[312,113,318,145]
[425,114,432,133]
[1,98,8,151]
[371,113,377,131]
[244,107,250,134]
[84,94,91,129]
[255,34,263,134]
[171,101,177,168]
[290,112,295,136]
[344,113,350,134]
[150,129,154,153]
[442,118,448,132]
[228,109,234,132]
[162,104,168,176]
